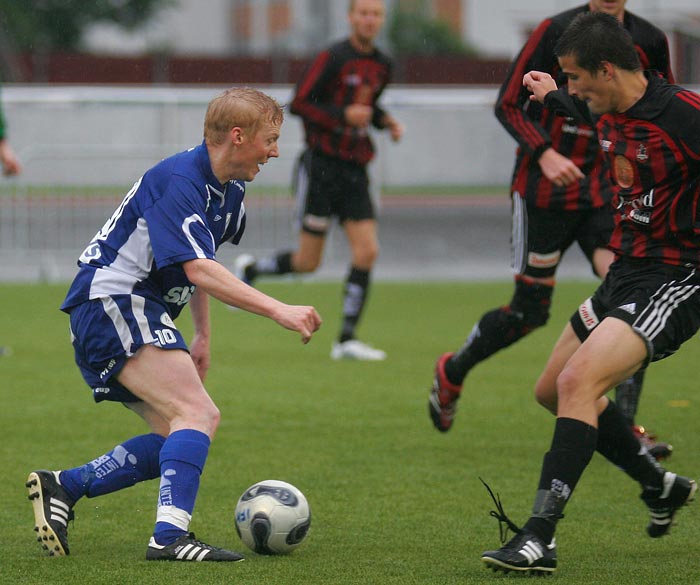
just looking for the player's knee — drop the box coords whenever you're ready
[555,365,584,406]
[509,277,553,330]
[352,243,379,269]
[534,378,557,414]
[292,255,321,273]
[171,394,221,437]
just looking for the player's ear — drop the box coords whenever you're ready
[230,127,245,146]
[600,61,614,81]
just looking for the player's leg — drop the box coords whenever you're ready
[330,218,385,360]
[534,304,668,494]
[579,209,673,459]
[483,319,655,574]
[116,345,243,561]
[27,298,172,557]
[429,199,564,432]
[235,149,328,284]
[330,163,385,361]
[483,266,700,572]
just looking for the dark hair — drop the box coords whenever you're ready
[555,11,641,73]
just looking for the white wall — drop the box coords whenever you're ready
[1,85,515,188]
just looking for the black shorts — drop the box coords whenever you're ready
[511,196,614,279]
[294,149,375,235]
[570,258,700,364]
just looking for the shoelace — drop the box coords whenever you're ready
[480,477,522,545]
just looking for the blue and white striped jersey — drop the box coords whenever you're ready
[61,141,247,319]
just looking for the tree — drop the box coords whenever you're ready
[0,0,175,52]
[388,3,477,56]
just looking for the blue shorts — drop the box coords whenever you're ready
[67,295,188,403]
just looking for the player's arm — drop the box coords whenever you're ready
[648,31,675,83]
[188,286,211,381]
[521,71,587,185]
[290,50,345,131]
[371,72,403,142]
[183,258,322,344]
[494,19,559,162]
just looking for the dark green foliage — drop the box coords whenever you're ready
[0,0,175,50]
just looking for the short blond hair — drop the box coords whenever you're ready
[204,87,284,145]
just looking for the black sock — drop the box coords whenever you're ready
[522,417,597,543]
[253,251,293,278]
[445,307,528,384]
[596,400,665,489]
[614,369,646,426]
[339,267,370,343]
[446,280,552,386]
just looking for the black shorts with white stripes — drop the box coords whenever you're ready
[570,257,700,363]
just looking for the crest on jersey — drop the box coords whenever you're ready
[613,155,634,189]
[636,144,648,162]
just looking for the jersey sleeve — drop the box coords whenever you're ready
[144,178,216,269]
[672,91,700,154]
[543,88,595,126]
[494,18,560,160]
[290,49,345,131]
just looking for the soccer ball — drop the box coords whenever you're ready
[234,480,311,554]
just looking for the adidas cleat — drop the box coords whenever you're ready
[641,472,696,538]
[428,352,462,432]
[482,532,557,575]
[26,470,75,557]
[146,532,245,562]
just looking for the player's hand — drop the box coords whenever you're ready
[0,141,22,176]
[539,148,585,187]
[385,116,404,142]
[189,332,211,381]
[523,70,558,104]
[345,104,372,128]
[274,304,322,344]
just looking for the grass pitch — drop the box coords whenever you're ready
[2,280,698,584]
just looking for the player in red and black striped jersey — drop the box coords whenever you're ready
[480,13,698,575]
[235,0,403,361]
[429,1,673,458]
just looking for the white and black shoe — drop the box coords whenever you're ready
[482,532,557,575]
[146,532,245,562]
[641,472,696,538]
[233,253,256,286]
[26,470,75,557]
[330,339,386,361]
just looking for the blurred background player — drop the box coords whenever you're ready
[234,0,403,361]
[26,88,321,561]
[482,12,699,573]
[429,0,673,459]
[0,79,21,358]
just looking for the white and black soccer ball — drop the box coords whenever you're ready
[234,480,311,554]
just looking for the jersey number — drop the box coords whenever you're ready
[154,329,177,345]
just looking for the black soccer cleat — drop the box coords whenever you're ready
[641,472,696,538]
[146,532,245,562]
[482,532,557,575]
[26,470,75,557]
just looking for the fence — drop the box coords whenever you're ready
[0,85,519,282]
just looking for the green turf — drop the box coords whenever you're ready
[2,281,698,584]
